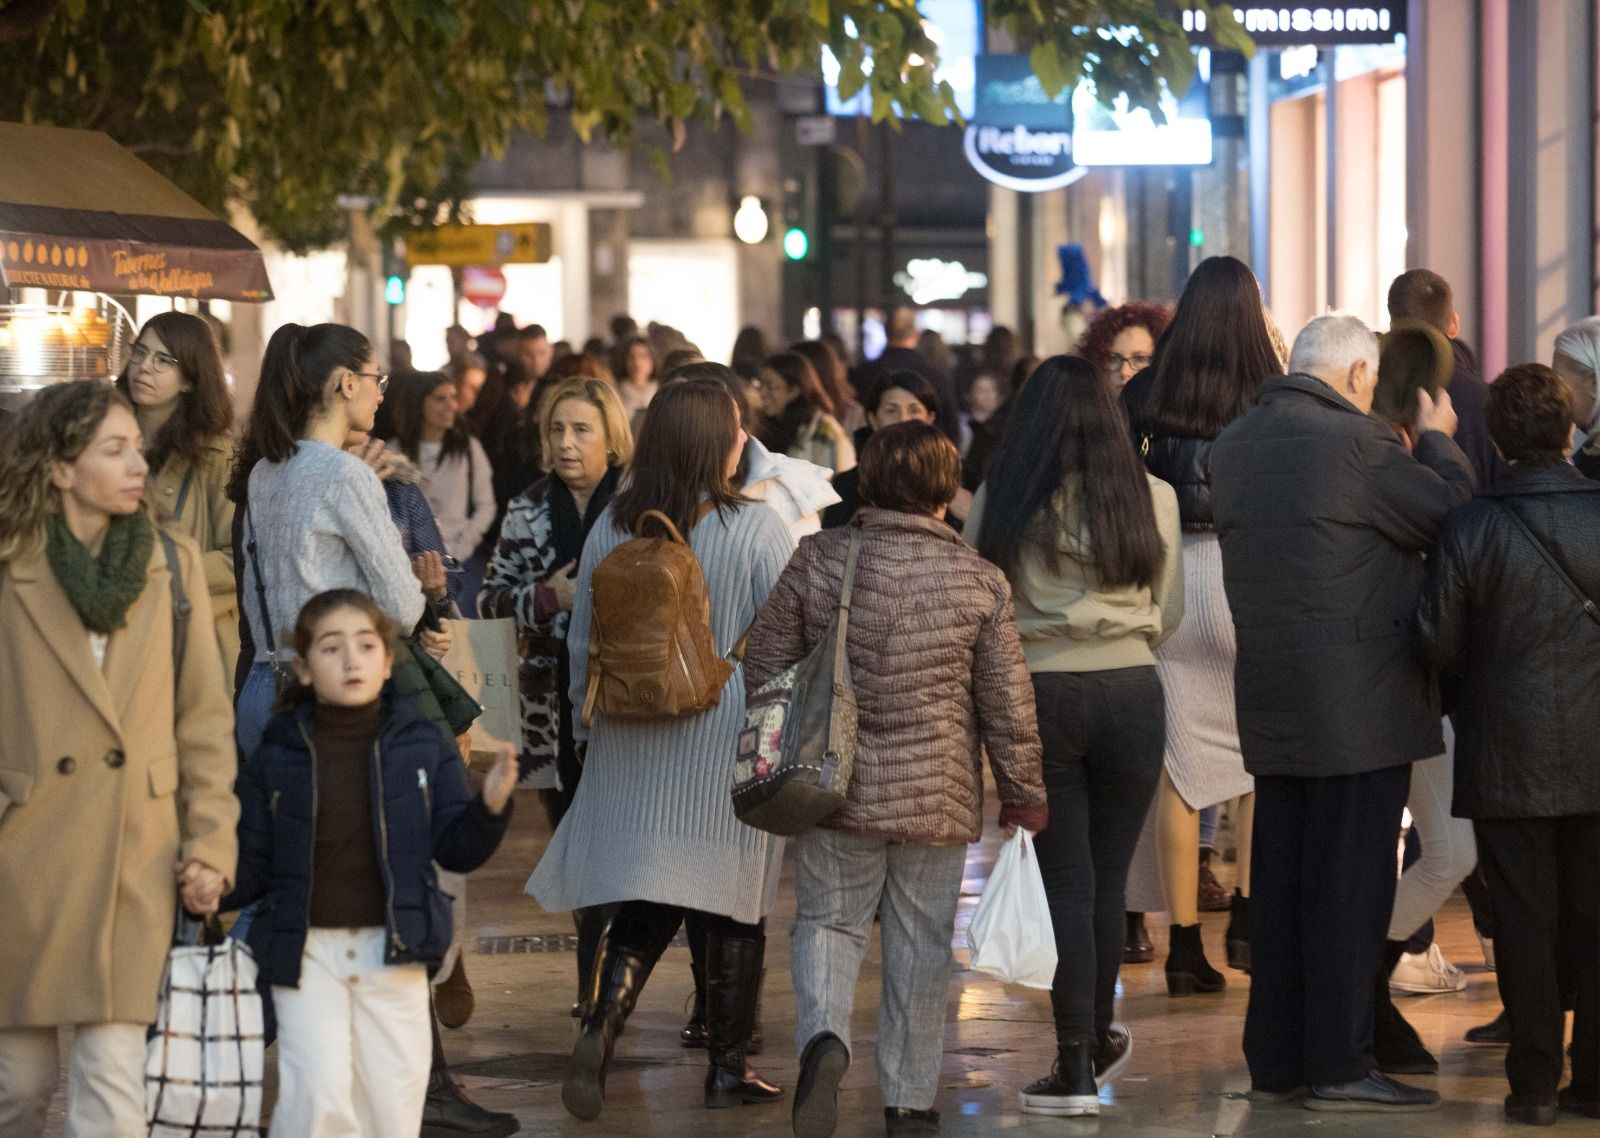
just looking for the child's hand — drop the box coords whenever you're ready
[175,859,227,915]
[482,743,517,815]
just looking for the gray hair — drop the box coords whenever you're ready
[1289,313,1379,380]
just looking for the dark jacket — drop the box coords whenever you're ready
[1210,373,1475,778]
[744,509,1047,842]
[1416,463,1600,817]
[853,346,962,444]
[1441,340,1507,489]
[1119,368,1219,530]
[224,691,512,986]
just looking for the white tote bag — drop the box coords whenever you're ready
[966,829,1058,989]
[146,934,264,1137]
[442,616,521,768]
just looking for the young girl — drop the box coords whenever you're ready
[225,589,516,1136]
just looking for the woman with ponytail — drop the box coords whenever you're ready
[228,323,426,758]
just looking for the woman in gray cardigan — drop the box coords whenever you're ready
[527,379,796,1121]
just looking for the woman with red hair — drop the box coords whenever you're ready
[1079,303,1173,390]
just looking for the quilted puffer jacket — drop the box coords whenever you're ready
[1416,463,1600,818]
[744,508,1047,843]
[1120,369,1220,530]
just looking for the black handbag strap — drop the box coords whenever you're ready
[244,502,279,656]
[1499,501,1600,627]
[831,530,864,690]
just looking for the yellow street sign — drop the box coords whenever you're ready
[403,222,552,268]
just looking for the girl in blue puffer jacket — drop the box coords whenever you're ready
[224,588,515,1138]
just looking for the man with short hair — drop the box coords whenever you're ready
[1210,314,1474,1113]
[1388,269,1501,486]
[513,323,553,381]
[852,306,961,443]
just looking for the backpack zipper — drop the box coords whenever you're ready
[418,767,432,821]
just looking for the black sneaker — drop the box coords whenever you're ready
[792,1032,849,1138]
[1020,1039,1098,1117]
[1094,1023,1133,1086]
[1558,1086,1600,1118]
[1505,1094,1558,1125]
[1305,1071,1442,1113]
[883,1106,940,1135]
[1465,1009,1511,1045]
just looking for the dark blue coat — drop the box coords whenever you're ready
[223,691,512,987]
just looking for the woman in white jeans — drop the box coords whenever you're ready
[1375,720,1477,1073]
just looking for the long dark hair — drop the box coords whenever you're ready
[115,312,233,471]
[764,351,834,416]
[1144,256,1281,438]
[394,370,471,462]
[791,339,852,414]
[227,322,370,501]
[976,355,1163,590]
[611,379,748,541]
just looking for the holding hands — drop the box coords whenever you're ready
[175,859,227,916]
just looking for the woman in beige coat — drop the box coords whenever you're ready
[117,311,240,680]
[0,381,238,1137]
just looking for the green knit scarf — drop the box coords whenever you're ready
[45,511,155,634]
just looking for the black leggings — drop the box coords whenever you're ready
[612,901,762,969]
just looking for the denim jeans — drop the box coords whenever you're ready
[790,828,966,1111]
[235,660,279,763]
[1030,667,1165,1043]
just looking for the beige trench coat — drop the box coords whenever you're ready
[0,527,239,1027]
[151,436,239,682]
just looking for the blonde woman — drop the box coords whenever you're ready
[0,381,237,1134]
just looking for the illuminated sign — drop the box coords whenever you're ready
[962,125,1087,192]
[1183,3,1405,46]
[893,258,989,305]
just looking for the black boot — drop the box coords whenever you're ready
[703,931,784,1108]
[747,968,765,1055]
[1165,923,1226,996]
[421,1069,521,1137]
[680,960,708,1048]
[563,931,658,1122]
[1374,939,1437,1074]
[1124,912,1154,964]
[1225,890,1251,972]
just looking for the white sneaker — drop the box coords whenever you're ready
[1390,944,1468,994]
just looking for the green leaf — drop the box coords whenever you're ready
[1030,40,1066,98]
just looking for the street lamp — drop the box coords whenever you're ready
[733,195,770,245]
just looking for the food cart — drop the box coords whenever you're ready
[0,121,272,414]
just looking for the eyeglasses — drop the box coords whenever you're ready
[129,346,179,372]
[1107,353,1153,373]
[351,370,390,393]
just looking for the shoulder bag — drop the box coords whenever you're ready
[1499,501,1600,627]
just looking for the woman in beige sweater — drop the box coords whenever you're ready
[967,355,1183,1119]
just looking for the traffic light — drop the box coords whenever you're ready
[381,245,407,305]
[780,175,811,261]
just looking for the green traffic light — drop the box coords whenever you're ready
[384,275,406,305]
[1188,228,1204,248]
[783,227,810,261]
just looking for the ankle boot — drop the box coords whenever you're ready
[680,960,708,1048]
[1225,890,1251,973]
[563,932,658,1122]
[1374,938,1437,1074]
[1165,923,1226,996]
[420,1069,521,1137]
[704,931,784,1108]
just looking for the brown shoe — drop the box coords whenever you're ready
[435,953,476,1030]
[1197,860,1230,912]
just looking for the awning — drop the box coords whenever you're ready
[0,122,273,302]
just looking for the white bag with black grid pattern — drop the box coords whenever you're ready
[144,531,264,1136]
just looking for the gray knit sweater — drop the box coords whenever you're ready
[243,441,425,661]
[526,500,796,923]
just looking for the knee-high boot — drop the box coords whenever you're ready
[704,930,784,1108]
[563,924,662,1122]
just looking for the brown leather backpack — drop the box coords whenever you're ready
[581,508,735,726]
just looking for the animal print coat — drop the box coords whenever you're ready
[478,477,565,787]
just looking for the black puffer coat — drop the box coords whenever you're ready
[1416,463,1600,818]
[1120,369,1219,530]
[1210,374,1475,778]
[224,691,511,986]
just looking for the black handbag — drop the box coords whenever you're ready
[731,530,862,836]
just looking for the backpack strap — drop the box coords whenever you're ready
[173,465,195,520]
[634,508,689,543]
[159,531,191,679]
[1499,501,1600,627]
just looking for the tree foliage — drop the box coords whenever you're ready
[0,0,1251,252]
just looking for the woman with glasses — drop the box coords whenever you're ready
[226,323,425,759]
[821,371,942,529]
[116,312,240,677]
[1079,302,1172,391]
[755,351,856,476]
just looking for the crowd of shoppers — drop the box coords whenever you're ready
[5,268,1600,1138]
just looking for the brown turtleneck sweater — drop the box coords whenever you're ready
[308,699,388,928]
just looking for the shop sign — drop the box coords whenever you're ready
[405,222,552,268]
[963,124,1085,192]
[893,257,988,305]
[0,232,272,300]
[1183,3,1405,46]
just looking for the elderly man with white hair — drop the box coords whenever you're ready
[1209,313,1474,1113]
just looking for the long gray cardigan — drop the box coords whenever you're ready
[525,500,796,924]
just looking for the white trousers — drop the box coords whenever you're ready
[1389,722,1478,941]
[269,927,431,1138]
[0,1022,146,1138]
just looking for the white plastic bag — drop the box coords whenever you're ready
[147,939,264,1137]
[966,829,1058,989]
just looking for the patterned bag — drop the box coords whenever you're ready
[731,530,862,836]
[146,913,264,1136]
